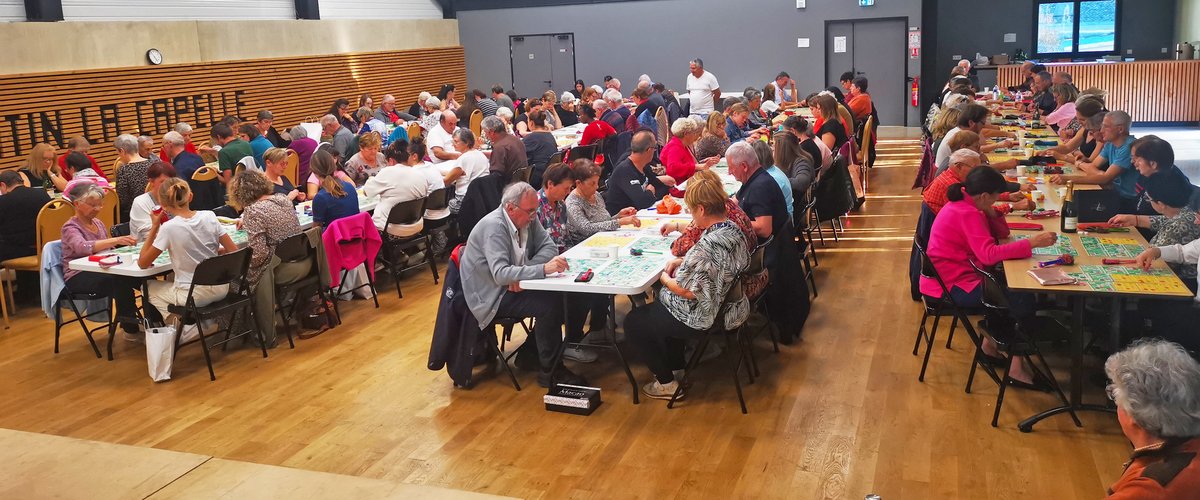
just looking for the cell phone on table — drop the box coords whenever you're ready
[574,269,594,282]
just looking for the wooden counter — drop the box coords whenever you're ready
[997,60,1200,123]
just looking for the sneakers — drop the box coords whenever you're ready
[537,366,589,388]
[562,346,598,363]
[641,379,683,400]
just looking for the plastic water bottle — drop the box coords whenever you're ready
[993,86,1001,101]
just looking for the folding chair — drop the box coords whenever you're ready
[380,197,432,299]
[166,248,265,381]
[667,279,753,414]
[970,262,1079,428]
[911,240,993,385]
[273,233,337,348]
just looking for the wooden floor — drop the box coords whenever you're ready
[0,138,1132,499]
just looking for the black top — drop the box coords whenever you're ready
[800,139,824,170]
[522,132,558,186]
[0,185,51,251]
[555,105,579,127]
[514,114,529,133]
[1035,91,1057,116]
[633,93,665,122]
[272,175,296,198]
[407,102,423,118]
[735,167,788,243]
[18,169,52,189]
[816,119,848,152]
[265,126,291,148]
[605,158,668,214]
[173,151,223,211]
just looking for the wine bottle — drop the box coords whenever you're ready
[1061,181,1077,233]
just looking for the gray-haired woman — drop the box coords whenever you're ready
[114,133,155,222]
[60,183,152,338]
[1104,339,1200,497]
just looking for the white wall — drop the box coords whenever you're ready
[0,0,23,22]
[1181,0,1200,43]
[62,0,295,21]
[319,0,442,20]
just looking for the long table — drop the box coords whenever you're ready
[519,228,680,403]
[998,171,1193,431]
[68,193,379,278]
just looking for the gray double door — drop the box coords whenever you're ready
[510,33,576,100]
[826,19,908,126]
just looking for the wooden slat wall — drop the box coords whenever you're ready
[998,60,1200,122]
[0,46,466,176]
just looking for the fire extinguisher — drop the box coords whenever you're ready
[910,76,920,107]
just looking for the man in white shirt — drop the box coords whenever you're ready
[363,162,430,236]
[427,112,461,164]
[770,72,798,107]
[686,58,720,117]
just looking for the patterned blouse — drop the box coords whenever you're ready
[1150,208,1200,281]
[670,198,767,300]
[660,221,750,331]
[116,159,153,222]
[243,194,303,289]
[564,191,620,247]
[536,189,568,254]
[693,135,731,162]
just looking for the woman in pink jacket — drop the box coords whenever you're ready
[920,167,1058,389]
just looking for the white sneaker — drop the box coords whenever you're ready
[179,324,200,344]
[641,380,682,400]
[563,346,599,363]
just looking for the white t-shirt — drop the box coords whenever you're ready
[426,125,457,164]
[151,210,224,290]
[363,165,431,236]
[416,162,451,220]
[686,70,720,115]
[129,192,158,242]
[453,149,490,197]
[770,81,795,104]
[935,126,964,168]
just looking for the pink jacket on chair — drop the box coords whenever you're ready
[321,212,382,289]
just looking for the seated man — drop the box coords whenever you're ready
[601,89,629,133]
[0,170,51,301]
[1050,110,1139,211]
[460,182,582,388]
[924,149,1032,215]
[1103,339,1200,498]
[728,141,809,342]
[481,116,527,181]
[604,130,671,214]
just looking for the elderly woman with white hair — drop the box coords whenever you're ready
[1104,339,1200,497]
[286,125,318,183]
[602,88,630,133]
[661,117,719,194]
[495,106,515,135]
[113,133,155,222]
[557,91,579,127]
[419,97,442,131]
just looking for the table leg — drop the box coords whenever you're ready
[1018,296,1114,432]
[549,292,639,404]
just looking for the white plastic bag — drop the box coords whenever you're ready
[146,325,176,382]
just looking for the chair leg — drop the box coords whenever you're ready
[669,336,709,409]
[0,277,9,329]
[68,299,102,359]
[53,303,62,354]
[991,357,1013,427]
[490,332,520,391]
[918,311,941,382]
[194,315,217,381]
[945,315,958,349]
[364,265,380,309]
[426,235,440,284]
[247,302,269,359]
[106,297,117,361]
[725,332,749,414]
[913,308,931,356]
[806,229,819,266]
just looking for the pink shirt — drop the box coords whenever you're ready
[1045,102,1076,130]
[919,193,1032,298]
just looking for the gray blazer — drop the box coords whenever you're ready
[460,206,559,326]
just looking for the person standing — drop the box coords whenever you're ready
[686,58,721,117]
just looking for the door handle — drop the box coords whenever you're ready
[544,80,552,85]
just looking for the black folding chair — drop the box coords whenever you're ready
[380,197,432,299]
[109,223,130,238]
[667,279,753,414]
[54,288,116,360]
[273,233,337,348]
[911,240,994,385]
[969,262,1079,428]
[422,187,453,266]
[166,248,265,381]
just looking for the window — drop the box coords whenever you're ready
[1035,0,1118,57]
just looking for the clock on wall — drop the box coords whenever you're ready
[146,48,163,65]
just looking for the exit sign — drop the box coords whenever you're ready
[859,0,874,5]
